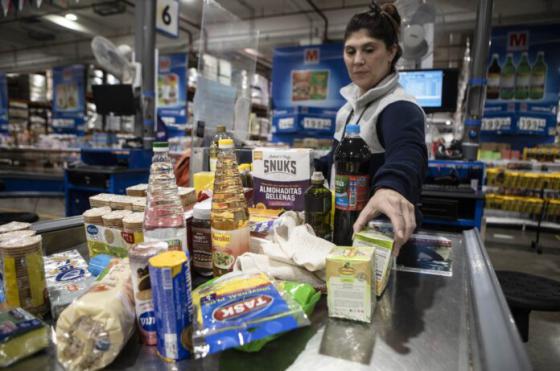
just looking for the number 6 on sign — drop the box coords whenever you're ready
[156,0,179,38]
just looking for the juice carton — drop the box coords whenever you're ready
[326,246,376,323]
[353,229,394,296]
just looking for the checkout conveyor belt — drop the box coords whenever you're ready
[13,217,531,371]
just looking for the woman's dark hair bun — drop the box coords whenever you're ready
[380,3,401,28]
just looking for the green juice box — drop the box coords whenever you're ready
[326,246,376,323]
[353,229,394,296]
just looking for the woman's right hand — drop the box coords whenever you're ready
[353,188,416,256]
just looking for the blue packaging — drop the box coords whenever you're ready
[88,254,113,277]
[192,272,310,358]
[149,251,193,361]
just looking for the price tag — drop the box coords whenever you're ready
[156,0,179,38]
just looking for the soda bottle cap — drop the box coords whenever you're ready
[218,138,234,149]
[346,124,360,135]
[311,171,324,184]
[153,142,169,152]
[216,125,226,133]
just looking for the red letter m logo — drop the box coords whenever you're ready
[304,48,320,64]
[507,31,529,51]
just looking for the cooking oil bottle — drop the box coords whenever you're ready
[304,171,332,241]
[211,138,250,276]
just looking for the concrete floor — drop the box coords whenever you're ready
[484,226,560,371]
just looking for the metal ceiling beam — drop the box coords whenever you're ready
[305,0,329,42]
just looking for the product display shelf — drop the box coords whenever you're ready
[14,217,530,371]
[484,160,560,229]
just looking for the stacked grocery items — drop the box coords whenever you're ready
[523,146,560,162]
[0,136,451,368]
[485,166,560,222]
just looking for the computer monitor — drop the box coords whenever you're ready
[398,69,458,113]
[92,84,136,116]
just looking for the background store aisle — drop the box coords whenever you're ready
[0,197,65,220]
[485,226,560,371]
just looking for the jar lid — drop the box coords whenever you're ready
[103,210,132,227]
[0,235,42,254]
[123,212,144,227]
[0,229,36,242]
[0,221,31,234]
[193,199,212,220]
[83,207,112,218]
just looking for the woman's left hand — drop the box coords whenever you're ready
[353,188,416,256]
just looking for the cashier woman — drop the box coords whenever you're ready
[317,1,428,255]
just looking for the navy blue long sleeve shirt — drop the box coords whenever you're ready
[316,100,428,225]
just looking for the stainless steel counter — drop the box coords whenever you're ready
[14,220,531,371]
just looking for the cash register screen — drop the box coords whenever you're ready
[398,69,458,113]
[399,70,443,108]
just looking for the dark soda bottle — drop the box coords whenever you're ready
[333,124,371,245]
[305,171,332,241]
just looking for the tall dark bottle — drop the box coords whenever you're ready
[333,124,372,245]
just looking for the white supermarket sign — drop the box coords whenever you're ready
[156,0,179,38]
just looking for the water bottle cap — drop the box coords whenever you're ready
[311,171,324,184]
[218,138,234,149]
[153,141,169,152]
[346,124,360,135]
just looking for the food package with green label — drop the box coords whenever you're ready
[352,228,394,296]
[237,280,321,352]
[0,308,49,367]
[326,246,376,322]
[192,272,314,358]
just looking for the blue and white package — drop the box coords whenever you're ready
[44,249,95,319]
[149,250,193,361]
[192,272,310,358]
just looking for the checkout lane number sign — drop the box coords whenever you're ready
[156,0,179,38]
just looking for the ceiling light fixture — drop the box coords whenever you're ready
[43,14,94,35]
[65,13,78,21]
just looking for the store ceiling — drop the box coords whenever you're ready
[1,0,560,73]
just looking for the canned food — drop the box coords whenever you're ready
[149,251,193,361]
[0,235,48,316]
[129,241,168,345]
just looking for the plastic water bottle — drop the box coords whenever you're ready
[211,138,250,276]
[143,142,187,253]
[333,124,372,245]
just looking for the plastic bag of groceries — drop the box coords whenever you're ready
[55,259,135,371]
[192,271,312,358]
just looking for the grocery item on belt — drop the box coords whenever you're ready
[43,249,95,320]
[56,259,135,371]
[0,308,49,367]
[252,148,312,211]
[88,254,113,277]
[88,193,115,208]
[0,229,35,243]
[0,222,31,234]
[0,235,48,316]
[238,280,321,352]
[352,228,394,296]
[129,241,168,345]
[192,271,311,358]
[178,187,197,209]
[149,250,193,361]
[326,246,376,322]
[126,183,148,197]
